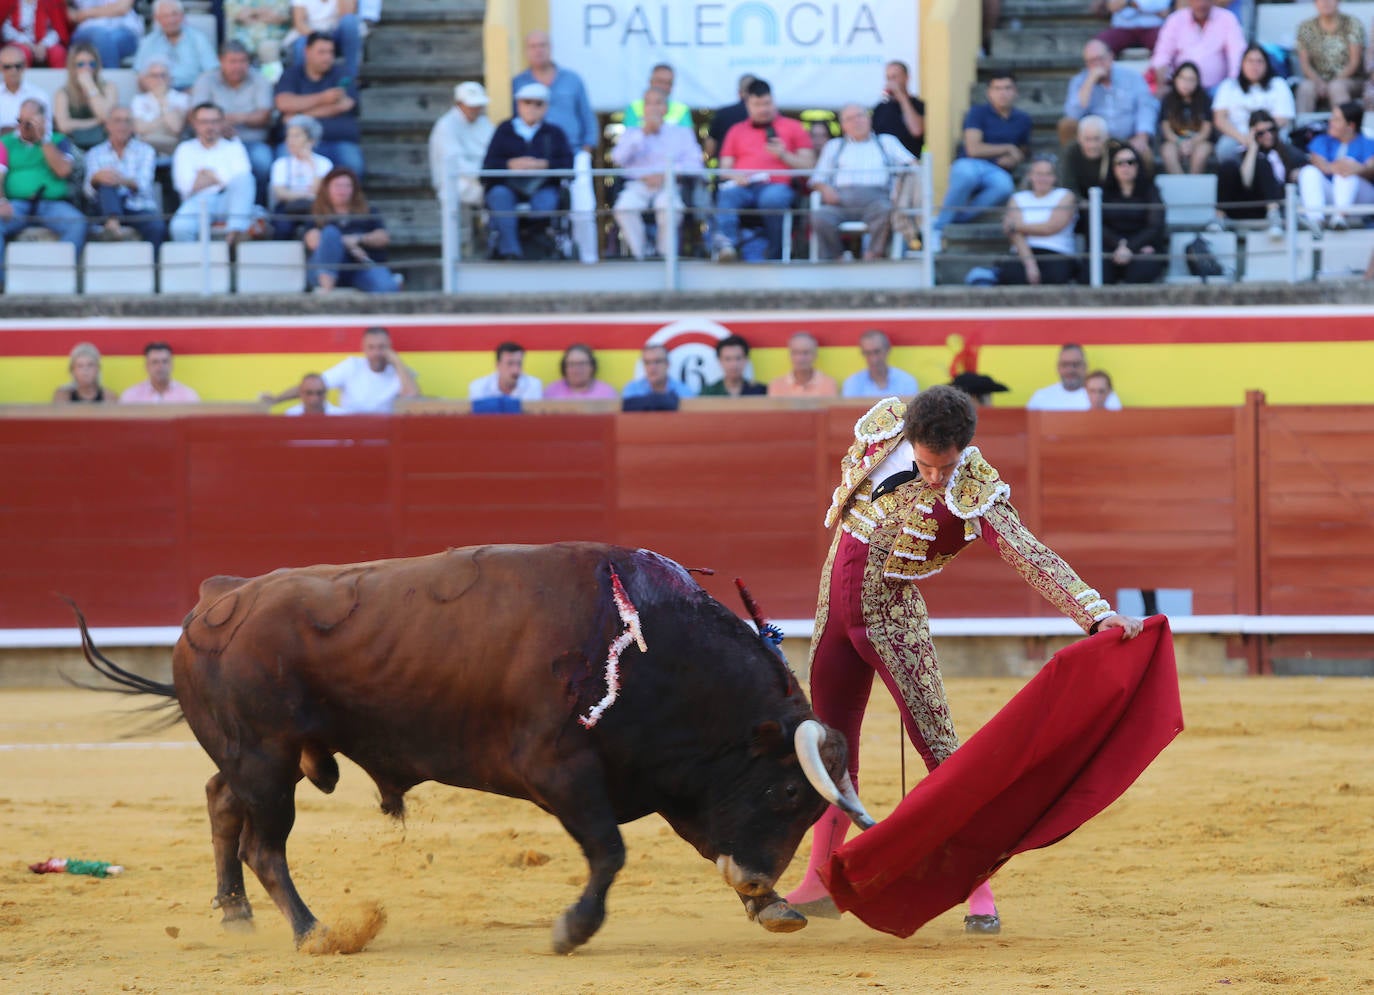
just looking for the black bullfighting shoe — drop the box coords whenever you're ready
[964,913,1002,934]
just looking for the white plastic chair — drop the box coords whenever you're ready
[4,240,77,294]
[83,241,155,295]
[1155,174,1219,231]
[235,240,307,293]
[159,241,230,294]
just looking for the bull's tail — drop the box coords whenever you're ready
[64,598,185,730]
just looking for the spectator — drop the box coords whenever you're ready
[544,343,617,400]
[1212,44,1295,161]
[1093,0,1172,56]
[872,59,924,158]
[481,80,572,260]
[262,327,417,413]
[85,104,165,245]
[0,98,85,288]
[931,72,1031,253]
[807,118,833,159]
[0,0,69,67]
[282,372,341,414]
[223,0,291,65]
[842,329,918,398]
[767,331,838,397]
[170,101,261,244]
[286,0,360,81]
[949,370,1010,406]
[994,154,1080,286]
[622,343,698,400]
[1027,344,1122,410]
[304,165,401,292]
[1217,109,1305,237]
[609,85,702,260]
[273,31,362,177]
[623,62,690,127]
[191,40,274,201]
[52,42,114,149]
[269,112,329,238]
[468,341,543,402]
[1100,144,1167,284]
[700,333,766,396]
[428,80,493,208]
[1060,115,1114,208]
[703,72,754,160]
[67,0,141,73]
[131,57,189,157]
[714,77,814,262]
[1085,369,1116,410]
[52,342,114,403]
[1150,0,1245,93]
[120,341,201,403]
[135,0,217,91]
[1059,39,1157,169]
[809,102,914,262]
[512,30,597,263]
[0,44,46,131]
[1294,0,1365,115]
[1216,0,1254,41]
[1157,61,1214,175]
[1297,100,1374,233]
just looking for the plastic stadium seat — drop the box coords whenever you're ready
[1241,230,1316,283]
[159,241,230,294]
[235,240,307,293]
[4,241,77,294]
[1166,230,1237,284]
[1156,174,1218,231]
[83,241,155,295]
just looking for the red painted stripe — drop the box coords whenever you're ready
[2,312,1371,356]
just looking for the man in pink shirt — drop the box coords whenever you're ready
[1150,0,1245,92]
[713,77,814,261]
[119,341,201,404]
[767,331,838,397]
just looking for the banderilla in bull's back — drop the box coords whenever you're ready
[65,542,875,954]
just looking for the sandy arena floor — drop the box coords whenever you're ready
[2,676,1371,994]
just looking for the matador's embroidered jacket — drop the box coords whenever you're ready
[808,397,1115,738]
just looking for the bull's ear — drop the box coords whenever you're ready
[749,720,784,756]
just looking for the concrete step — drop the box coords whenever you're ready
[363,142,432,177]
[378,0,486,23]
[359,83,457,124]
[371,195,443,243]
[969,77,1069,117]
[979,53,1082,76]
[991,24,1098,58]
[366,22,482,65]
[1003,0,1098,21]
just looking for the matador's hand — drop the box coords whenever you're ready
[1097,613,1143,640]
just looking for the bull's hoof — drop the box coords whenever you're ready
[212,894,254,929]
[551,911,580,955]
[747,898,809,933]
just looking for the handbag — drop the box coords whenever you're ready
[1185,234,1224,281]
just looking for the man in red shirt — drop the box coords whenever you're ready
[713,78,814,261]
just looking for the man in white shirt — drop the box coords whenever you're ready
[169,101,260,243]
[0,46,45,132]
[468,341,544,402]
[429,80,494,208]
[261,327,420,414]
[1026,343,1123,410]
[609,86,702,260]
[282,372,344,415]
[841,329,919,398]
[809,103,914,261]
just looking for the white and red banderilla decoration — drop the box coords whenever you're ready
[579,566,648,729]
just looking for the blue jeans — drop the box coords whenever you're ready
[307,222,399,292]
[934,158,1015,232]
[485,182,560,257]
[0,199,88,285]
[289,15,362,80]
[94,185,166,248]
[169,172,257,241]
[715,181,795,260]
[243,140,274,204]
[70,21,139,69]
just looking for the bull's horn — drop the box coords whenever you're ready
[794,720,877,830]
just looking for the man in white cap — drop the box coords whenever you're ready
[481,80,574,259]
[429,80,495,207]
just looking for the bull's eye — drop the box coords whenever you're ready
[784,782,800,800]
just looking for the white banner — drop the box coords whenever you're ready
[549,1,920,113]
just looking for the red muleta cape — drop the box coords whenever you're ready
[820,615,1183,937]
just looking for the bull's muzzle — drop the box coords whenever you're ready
[794,719,877,830]
[716,855,773,897]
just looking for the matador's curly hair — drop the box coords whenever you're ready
[902,385,977,453]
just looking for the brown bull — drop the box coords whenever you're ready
[73,542,872,953]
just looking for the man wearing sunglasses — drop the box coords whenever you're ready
[0,44,45,133]
[1216,110,1306,240]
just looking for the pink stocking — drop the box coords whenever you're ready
[967,880,997,917]
[785,805,850,904]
